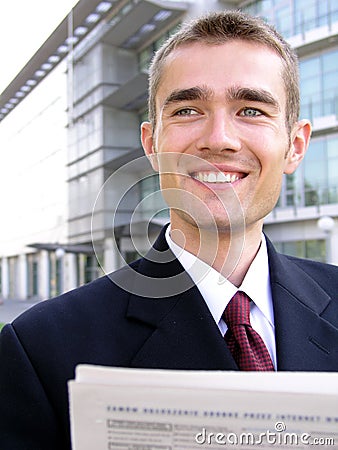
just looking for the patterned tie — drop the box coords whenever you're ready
[223,291,274,371]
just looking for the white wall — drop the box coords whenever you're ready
[0,62,68,258]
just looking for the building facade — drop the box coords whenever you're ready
[0,0,337,300]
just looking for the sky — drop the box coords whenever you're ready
[0,0,79,94]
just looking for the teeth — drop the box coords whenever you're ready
[208,173,217,182]
[193,172,240,183]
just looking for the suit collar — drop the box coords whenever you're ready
[266,237,338,371]
[136,230,332,320]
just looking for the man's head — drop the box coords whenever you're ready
[141,10,311,241]
[148,10,299,133]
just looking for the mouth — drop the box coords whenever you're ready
[190,170,248,184]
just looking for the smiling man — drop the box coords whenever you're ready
[141,37,311,284]
[0,10,338,450]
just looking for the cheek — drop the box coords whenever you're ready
[156,122,202,151]
[256,150,287,205]
[250,130,289,171]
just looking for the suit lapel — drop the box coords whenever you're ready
[125,228,338,371]
[128,287,238,370]
[267,239,338,371]
[126,227,238,370]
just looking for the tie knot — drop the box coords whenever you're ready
[224,291,251,327]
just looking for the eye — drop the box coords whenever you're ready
[174,108,198,116]
[240,107,263,117]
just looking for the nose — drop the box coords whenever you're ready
[196,111,241,153]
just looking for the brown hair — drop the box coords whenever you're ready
[147,10,299,133]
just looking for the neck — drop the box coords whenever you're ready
[170,214,263,287]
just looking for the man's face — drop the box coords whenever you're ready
[142,41,310,234]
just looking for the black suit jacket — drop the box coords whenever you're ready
[0,227,338,449]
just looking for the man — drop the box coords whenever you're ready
[0,10,337,450]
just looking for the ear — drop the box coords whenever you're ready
[141,121,159,172]
[284,119,312,174]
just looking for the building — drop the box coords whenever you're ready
[0,0,337,300]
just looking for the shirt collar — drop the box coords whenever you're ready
[165,226,273,328]
[240,236,274,327]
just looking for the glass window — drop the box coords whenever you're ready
[138,23,181,73]
[306,139,325,161]
[328,185,338,204]
[323,71,338,93]
[84,255,100,283]
[274,240,326,262]
[318,1,329,16]
[257,0,273,13]
[305,140,325,194]
[305,240,326,262]
[300,57,321,80]
[245,0,336,37]
[294,0,317,33]
[327,137,338,158]
[275,5,292,37]
[323,93,337,116]
[327,136,338,202]
[138,48,152,71]
[277,131,338,208]
[332,2,338,23]
[277,133,338,208]
[322,50,338,72]
[318,1,329,26]
[139,174,168,219]
[300,48,338,120]
[285,173,296,206]
[283,241,304,258]
[140,174,160,199]
[300,77,321,97]
[302,98,322,119]
[304,144,326,205]
[244,0,273,16]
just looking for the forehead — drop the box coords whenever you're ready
[156,41,286,110]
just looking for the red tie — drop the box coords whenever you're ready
[223,291,274,371]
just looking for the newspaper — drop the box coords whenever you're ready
[68,366,338,449]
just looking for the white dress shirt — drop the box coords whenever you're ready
[165,226,277,369]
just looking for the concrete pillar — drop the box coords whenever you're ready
[78,254,86,286]
[104,237,120,273]
[1,257,9,299]
[65,253,77,291]
[55,248,66,295]
[17,254,28,300]
[39,250,50,300]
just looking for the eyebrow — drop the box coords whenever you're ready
[161,85,280,112]
[162,86,213,110]
[226,86,280,111]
